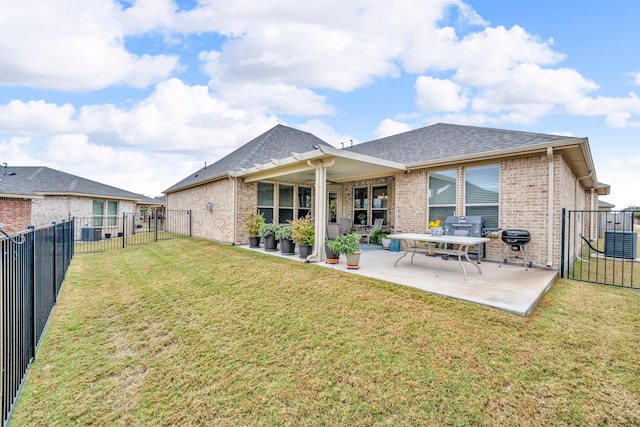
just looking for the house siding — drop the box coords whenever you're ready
[167,178,237,243]
[0,198,32,232]
[31,196,136,228]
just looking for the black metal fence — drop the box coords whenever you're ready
[1,220,74,426]
[73,209,192,253]
[561,209,639,288]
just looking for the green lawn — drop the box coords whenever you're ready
[10,238,640,426]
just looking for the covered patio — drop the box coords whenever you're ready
[243,244,558,316]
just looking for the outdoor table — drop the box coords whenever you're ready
[388,233,491,280]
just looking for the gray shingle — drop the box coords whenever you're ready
[165,124,331,192]
[1,166,144,200]
[348,123,574,164]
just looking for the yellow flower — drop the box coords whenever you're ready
[429,219,440,229]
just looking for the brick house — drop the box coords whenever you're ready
[164,123,609,268]
[0,165,163,234]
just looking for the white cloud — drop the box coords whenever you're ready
[0,0,178,90]
[0,100,76,133]
[415,76,469,112]
[373,119,413,139]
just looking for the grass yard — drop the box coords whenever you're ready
[10,238,640,426]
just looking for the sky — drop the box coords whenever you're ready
[0,0,638,208]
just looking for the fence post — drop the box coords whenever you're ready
[560,208,566,279]
[28,226,36,358]
[122,213,126,249]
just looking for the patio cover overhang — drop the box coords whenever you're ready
[231,145,406,261]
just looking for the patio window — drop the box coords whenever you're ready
[258,182,275,223]
[353,187,368,225]
[298,186,312,219]
[465,165,499,228]
[428,169,457,225]
[107,201,118,226]
[371,185,388,225]
[278,184,294,224]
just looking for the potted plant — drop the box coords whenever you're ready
[325,237,342,264]
[341,232,362,269]
[275,225,295,255]
[244,212,265,247]
[371,229,389,246]
[290,215,314,259]
[258,223,280,251]
[357,212,367,225]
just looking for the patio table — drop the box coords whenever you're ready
[388,233,491,280]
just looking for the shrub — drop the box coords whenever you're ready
[290,215,314,246]
[244,212,265,237]
[258,223,280,238]
[275,226,293,241]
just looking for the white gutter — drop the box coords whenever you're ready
[304,158,335,263]
[546,147,554,267]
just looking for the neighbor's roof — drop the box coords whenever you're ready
[0,166,147,201]
[165,124,332,193]
[0,181,42,199]
[348,123,578,165]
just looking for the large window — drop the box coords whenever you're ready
[258,182,312,224]
[107,201,118,226]
[371,185,388,225]
[92,200,104,227]
[465,165,499,228]
[258,182,275,223]
[278,184,294,223]
[428,169,457,225]
[298,186,312,218]
[353,187,369,225]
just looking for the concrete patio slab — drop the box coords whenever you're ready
[241,244,558,316]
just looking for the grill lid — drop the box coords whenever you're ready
[501,229,531,244]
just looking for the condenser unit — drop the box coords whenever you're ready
[604,230,638,259]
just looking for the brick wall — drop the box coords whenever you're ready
[0,197,32,232]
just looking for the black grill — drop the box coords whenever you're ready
[443,215,485,237]
[499,229,531,269]
[501,229,531,245]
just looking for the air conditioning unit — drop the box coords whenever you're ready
[604,230,638,259]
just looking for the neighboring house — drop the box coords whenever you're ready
[0,165,163,234]
[164,123,610,269]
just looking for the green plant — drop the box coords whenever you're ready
[290,215,314,246]
[371,229,389,245]
[357,212,367,222]
[275,225,293,241]
[328,232,361,255]
[244,212,265,237]
[258,223,280,238]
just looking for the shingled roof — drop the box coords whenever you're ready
[0,166,145,201]
[165,124,332,193]
[348,123,575,164]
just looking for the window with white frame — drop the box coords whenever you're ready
[258,182,275,223]
[258,182,313,224]
[353,187,368,225]
[278,184,294,224]
[428,169,457,225]
[371,185,388,225]
[92,200,104,227]
[465,165,499,228]
[298,186,312,219]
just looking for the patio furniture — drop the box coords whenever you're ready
[388,233,490,280]
[338,217,352,236]
[356,218,384,244]
[326,223,340,240]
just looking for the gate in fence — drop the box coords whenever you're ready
[73,209,192,253]
[561,208,639,288]
[1,220,74,426]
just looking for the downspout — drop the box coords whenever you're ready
[546,147,554,267]
[590,188,596,238]
[305,158,335,262]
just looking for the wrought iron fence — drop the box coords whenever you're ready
[561,208,639,288]
[73,209,192,253]
[1,220,74,426]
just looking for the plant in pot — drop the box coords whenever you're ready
[325,237,342,264]
[371,229,389,246]
[290,215,314,259]
[275,225,295,255]
[258,223,280,252]
[357,212,367,225]
[244,212,265,247]
[341,232,362,269]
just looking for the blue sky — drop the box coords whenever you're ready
[0,0,638,208]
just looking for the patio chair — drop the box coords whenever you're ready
[358,218,384,244]
[326,223,340,240]
[338,217,352,236]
